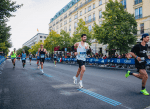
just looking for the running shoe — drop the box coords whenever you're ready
[73,76,77,84]
[41,70,44,75]
[140,89,149,96]
[125,70,130,78]
[55,65,56,67]
[79,81,83,88]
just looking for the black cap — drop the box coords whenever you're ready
[140,33,149,40]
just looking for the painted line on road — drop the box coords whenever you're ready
[43,73,53,77]
[77,88,121,106]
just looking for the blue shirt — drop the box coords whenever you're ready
[22,53,26,60]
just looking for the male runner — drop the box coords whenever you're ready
[21,50,27,69]
[11,48,17,68]
[53,53,57,67]
[29,52,32,65]
[36,51,40,69]
[125,33,150,96]
[72,34,89,88]
[38,44,47,74]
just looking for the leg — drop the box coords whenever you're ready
[76,68,81,78]
[138,69,148,88]
[80,65,86,80]
[41,62,43,69]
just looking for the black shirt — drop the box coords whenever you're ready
[131,43,148,64]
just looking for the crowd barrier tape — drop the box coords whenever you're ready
[0,56,6,65]
[30,57,150,66]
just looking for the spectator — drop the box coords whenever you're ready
[103,55,107,59]
[118,55,121,58]
[112,54,115,58]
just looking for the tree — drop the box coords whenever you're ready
[72,19,92,45]
[44,30,61,54]
[28,42,43,55]
[60,30,72,51]
[93,0,137,54]
[16,48,22,56]
[0,0,23,54]
[22,46,30,55]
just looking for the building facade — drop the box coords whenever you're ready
[49,0,150,55]
[22,33,48,48]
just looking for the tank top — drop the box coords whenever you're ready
[54,54,57,58]
[11,51,16,58]
[40,49,45,58]
[22,53,26,60]
[76,42,87,61]
[29,54,32,58]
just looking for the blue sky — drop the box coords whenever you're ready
[7,0,71,54]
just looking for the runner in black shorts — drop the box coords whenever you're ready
[21,50,27,69]
[29,53,32,65]
[72,34,90,88]
[125,33,150,96]
[53,53,57,67]
[38,44,47,74]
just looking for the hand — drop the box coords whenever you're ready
[137,57,141,62]
[126,53,130,59]
[74,52,78,56]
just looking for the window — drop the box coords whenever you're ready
[69,18,71,22]
[80,11,82,16]
[70,32,71,37]
[140,23,144,34]
[40,40,42,42]
[44,36,46,39]
[121,0,126,9]
[85,17,86,22]
[88,15,91,22]
[99,21,102,26]
[40,36,42,38]
[64,20,67,25]
[74,22,77,29]
[135,0,142,5]
[60,23,62,27]
[93,4,95,9]
[88,25,91,31]
[85,8,86,13]
[57,25,58,29]
[135,7,142,19]
[93,13,95,20]
[75,6,77,11]
[99,10,102,19]
[88,6,91,12]
[99,0,102,6]
[75,14,77,19]
[80,2,82,6]
[69,25,71,31]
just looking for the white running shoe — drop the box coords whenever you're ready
[41,70,44,75]
[55,65,56,67]
[73,76,77,84]
[79,81,83,88]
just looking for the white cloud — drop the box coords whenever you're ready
[7,0,71,54]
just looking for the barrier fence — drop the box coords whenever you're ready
[0,55,6,72]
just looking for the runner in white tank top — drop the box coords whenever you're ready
[72,34,90,88]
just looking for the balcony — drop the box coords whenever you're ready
[53,24,55,26]
[134,0,142,5]
[69,0,92,16]
[85,18,95,24]
[135,14,142,19]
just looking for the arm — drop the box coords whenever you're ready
[38,48,40,56]
[127,52,141,61]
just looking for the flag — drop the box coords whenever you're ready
[37,28,39,32]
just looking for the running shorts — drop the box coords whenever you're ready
[29,58,32,60]
[40,58,45,63]
[135,63,146,72]
[54,58,57,61]
[77,60,85,69]
[22,60,26,63]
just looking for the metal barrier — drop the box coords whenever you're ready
[0,55,6,74]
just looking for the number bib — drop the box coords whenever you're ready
[40,55,45,58]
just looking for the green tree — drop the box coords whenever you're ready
[28,42,43,55]
[22,46,30,55]
[60,30,72,51]
[16,48,22,56]
[72,19,92,45]
[0,0,23,54]
[93,0,137,54]
[44,30,61,54]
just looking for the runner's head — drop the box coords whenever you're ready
[22,49,25,53]
[141,33,149,43]
[40,44,43,48]
[81,34,87,42]
[14,48,16,51]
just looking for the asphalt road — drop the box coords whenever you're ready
[0,59,150,109]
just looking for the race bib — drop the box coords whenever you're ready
[22,58,25,60]
[41,55,45,58]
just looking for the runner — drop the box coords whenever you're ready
[125,33,150,96]
[11,48,17,68]
[38,44,47,74]
[29,53,32,65]
[18,54,21,61]
[53,52,57,67]
[72,34,90,88]
[21,50,27,69]
[36,51,40,69]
